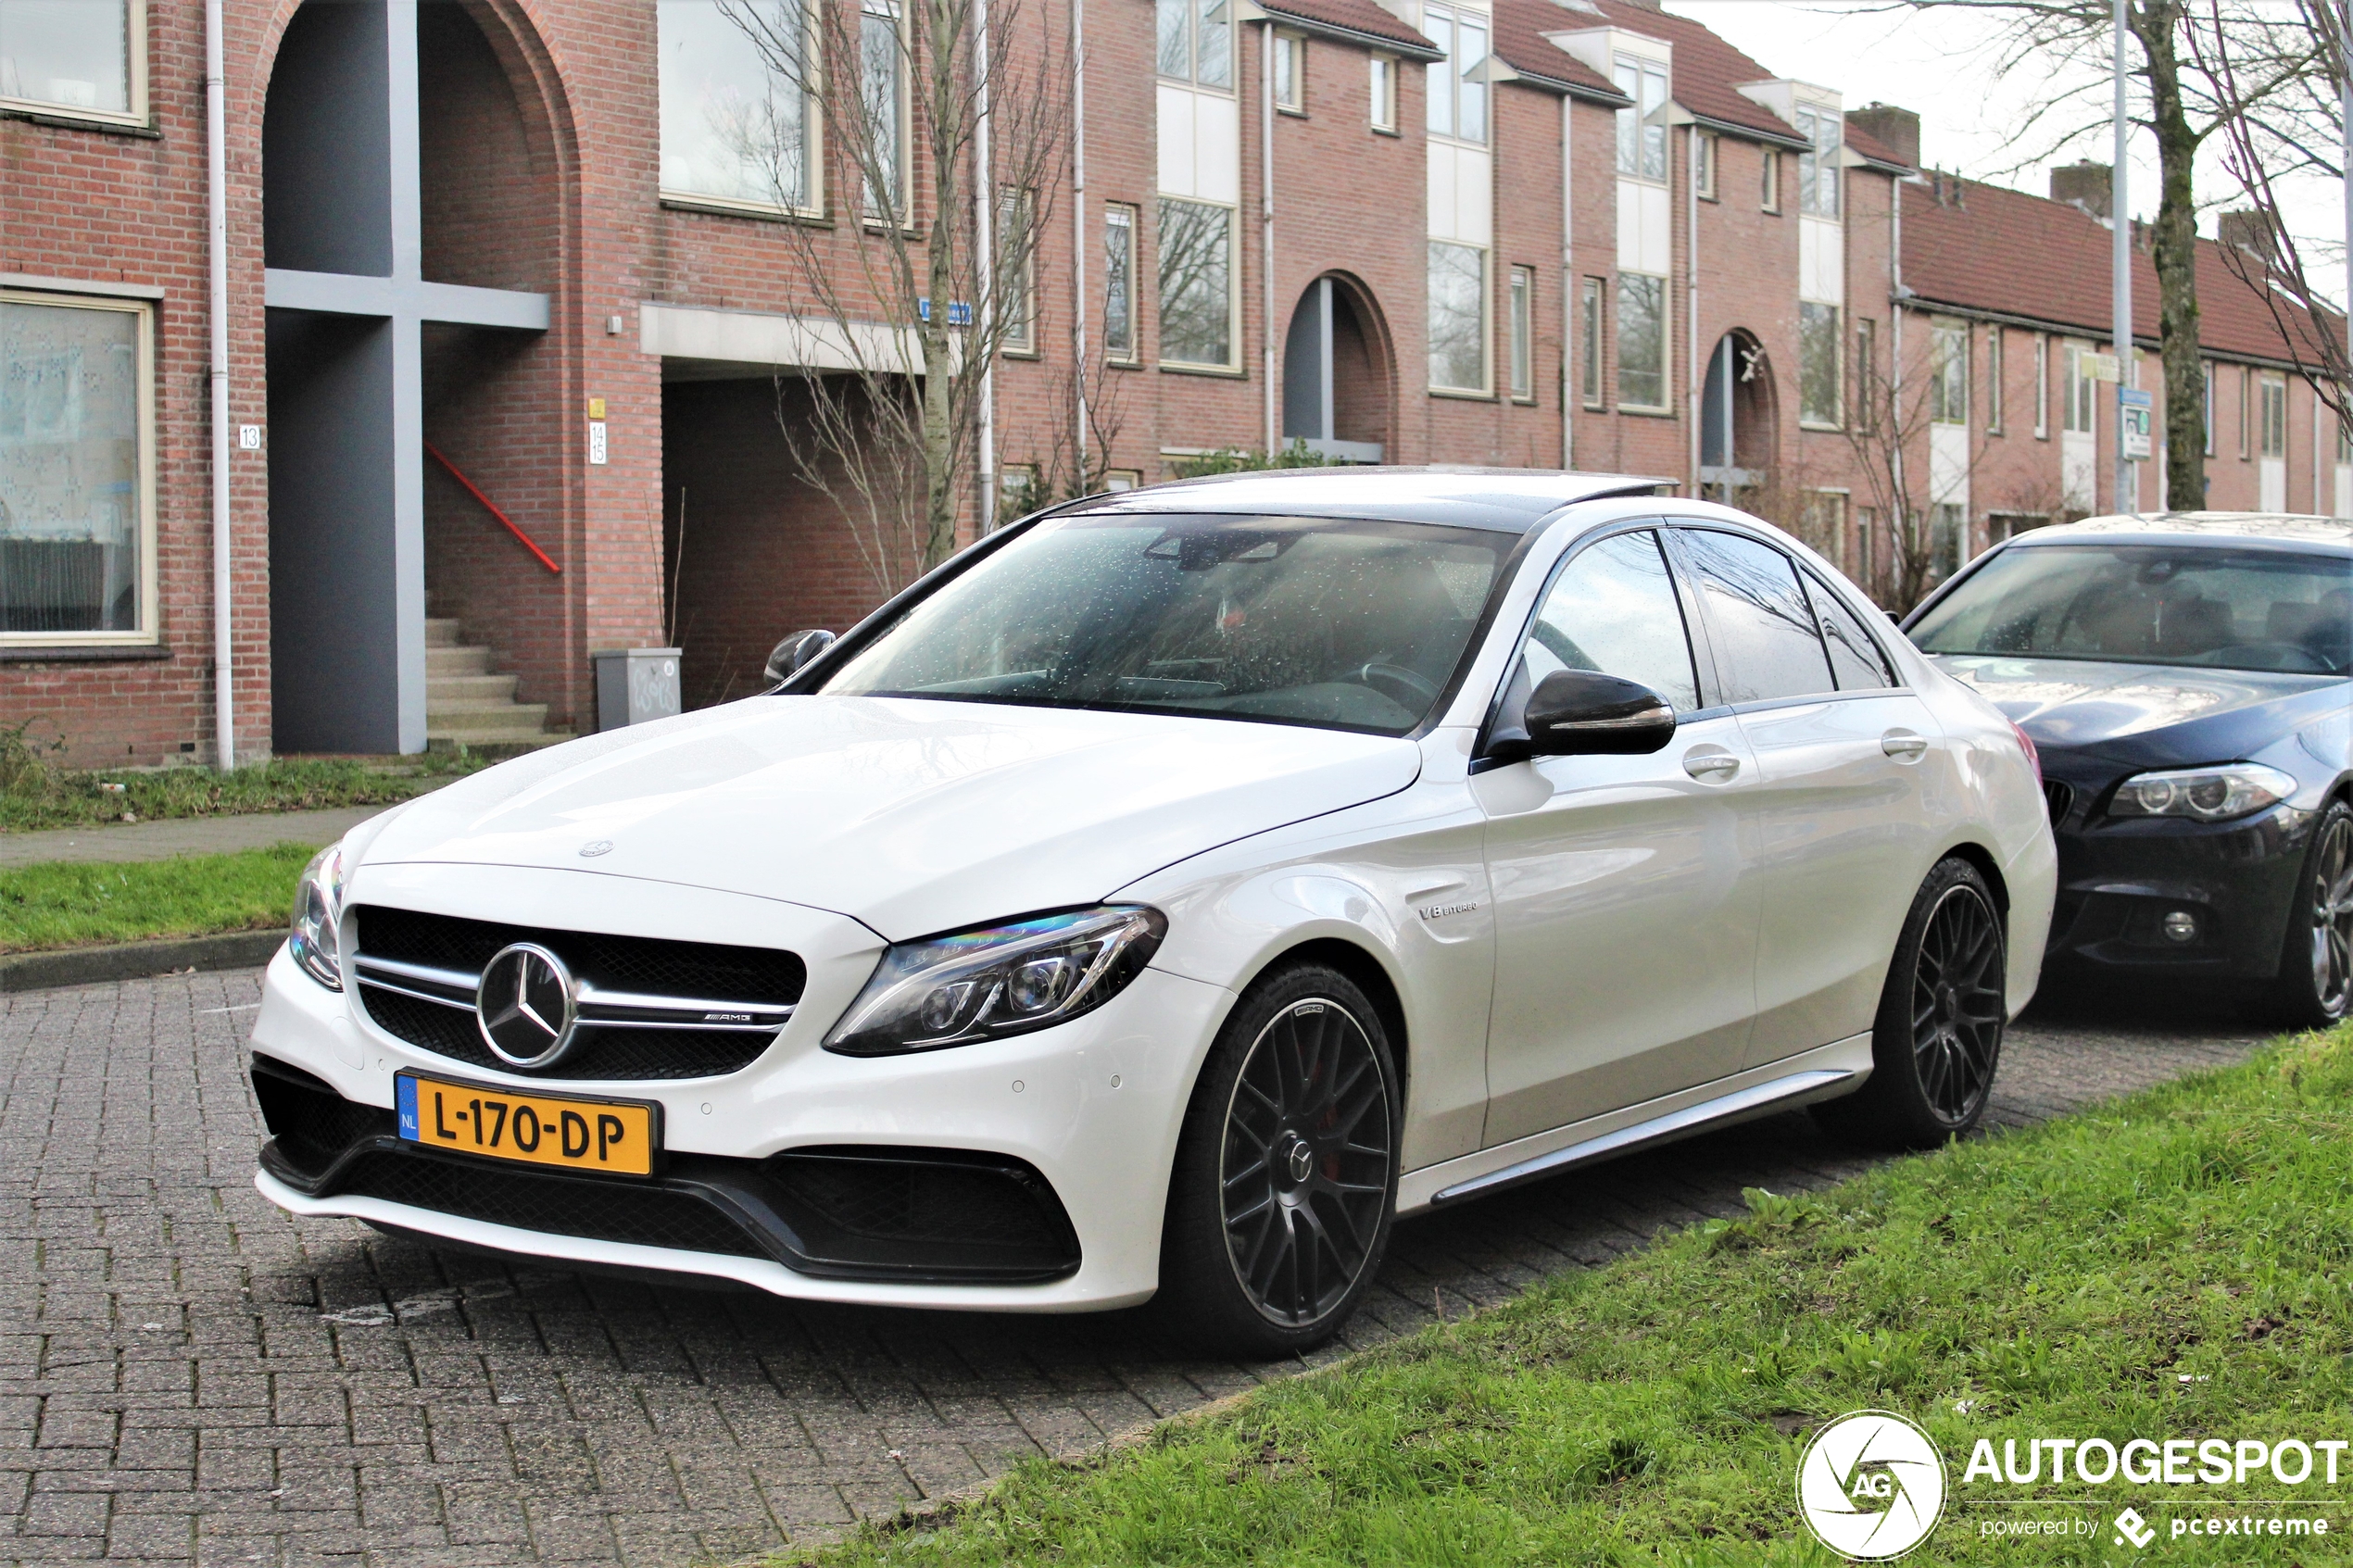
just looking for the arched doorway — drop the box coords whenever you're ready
[263,0,572,753]
[1699,331,1775,504]
[1281,274,1393,463]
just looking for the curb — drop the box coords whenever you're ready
[0,930,286,994]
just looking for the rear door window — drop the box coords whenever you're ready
[1671,528,1836,704]
[1802,570,1897,690]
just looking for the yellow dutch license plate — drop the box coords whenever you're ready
[396,1072,660,1176]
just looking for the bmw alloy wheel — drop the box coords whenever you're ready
[2302,808,2353,1019]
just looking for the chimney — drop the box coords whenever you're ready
[1846,103,1919,171]
[2051,161,2112,220]
[2219,210,2278,265]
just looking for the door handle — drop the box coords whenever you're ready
[1682,750,1741,781]
[1881,731,1930,759]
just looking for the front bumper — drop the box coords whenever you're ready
[2042,796,2316,980]
[248,871,1235,1311]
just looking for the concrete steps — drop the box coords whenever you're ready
[424,618,573,753]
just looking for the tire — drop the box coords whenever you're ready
[1152,963,1401,1357]
[2264,798,2353,1030]
[1815,857,2007,1150]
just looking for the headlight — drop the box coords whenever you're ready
[824,906,1166,1057]
[289,843,346,990]
[2108,763,2297,822]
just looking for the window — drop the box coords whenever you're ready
[1674,529,1835,703]
[997,187,1036,356]
[1614,56,1667,181]
[1853,316,1876,433]
[1694,131,1717,199]
[2338,416,2350,465]
[1799,302,1841,427]
[1102,204,1138,362]
[1423,4,1488,144]
[1794,105,1840,218]
[1760,148,1780,212]
[0,292,155,642]
[1524,531,1701,712]
[1158,197,1235,368]
[1273,31,1303,111]
[657,0,813,211]
[859,0,907,217]
[1985,328,2004,433]
[1856,507,1878,593]
[1930,321,1967,426]
[2064,344,2095,434]
[1508,266,1535,401]
[1579,276,1604,409]
[1368,55,1396,132]
[2034,333,2049,438]
[2202,360,2215,455]
[1803,568,1895,689]
[2259,375,2288,458]
[1931,503,1966,579]
[1428,241,1488,393]
[1616,272,1667,409]
[2240,367,2253,457]
[1803,489,1848,569]
[1156,0,1231,89]
[0,0,141,121]
[1104,470,1142,492]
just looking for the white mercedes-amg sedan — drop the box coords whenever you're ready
[250,470,2054,1354]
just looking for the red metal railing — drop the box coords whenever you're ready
[425,443,561,574]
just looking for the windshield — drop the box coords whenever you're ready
[1910,544,2353,676]
[815,512,1514,734]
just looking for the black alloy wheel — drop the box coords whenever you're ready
[2271,799,2353,1028]
[1817,857,2007,1149]
[1154,964,1400,1355]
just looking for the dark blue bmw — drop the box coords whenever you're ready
[1905,514,2352,1026]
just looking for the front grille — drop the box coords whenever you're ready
[348,905,804,1081]
[327,1148,772,1261]
[2044,780,2075,823]
[771,1151,1070,1250]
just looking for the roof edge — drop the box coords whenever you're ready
[1255,3,1445,59]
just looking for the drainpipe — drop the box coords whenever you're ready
[207,0,233,769]
[1071,0,1088,479]
[1889,173,1908,590]
[1261,21,1277,457]
[1683,116,1700,495]
[1561,93,1572,470]
[975,0,995,531]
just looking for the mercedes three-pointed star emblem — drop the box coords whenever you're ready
[475,943,581,1069]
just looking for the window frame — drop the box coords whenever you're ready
[1423,2,1491,146]
[2033,332,2049,439]
[0,0,146,127]
[1155,195,1242,373]
[1694,130,1717,200]
[1508,264,1536,403]
[2202,359,2215,456]
[1614,270,1669,413]
[1799,300,1843,430]
[858,0,912,222]
[1578,275,1604,410]
[2259,373,2288,458]
[1273,30,1305,114]
[1102,202,1139,364]
[1428,239,1491,396]
[1156,0,1235,91]
[656,0,824,218]
[1929,320,1969,427]
[1368,53,1397,132]
[2240,366,2253,458]
[1985,326,2004,433]
[1760,147,1780,213]
[2063,343,2095,435]
[0,287,159,647]
[1613,54,1667,183]
[1794,103,1840,218]
[997,185,1038,357]
[1852,315,1877,434]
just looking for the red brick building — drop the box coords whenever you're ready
[0,0,2336,765]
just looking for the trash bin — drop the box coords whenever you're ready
[592,647,682,732]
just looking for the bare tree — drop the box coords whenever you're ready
[719,0,1071,597]
[2194,0,2352,430]
[1004,338,1132,515]
[1895,1,2321,509]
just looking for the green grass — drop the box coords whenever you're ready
[0,843,313,952]
[0,721,484,834]
[797,1025,2353,1566]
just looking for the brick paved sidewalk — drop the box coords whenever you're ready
[0,971,2268,1567]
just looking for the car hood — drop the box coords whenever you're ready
[1926,653,2341,768]
[358,696,1423,940]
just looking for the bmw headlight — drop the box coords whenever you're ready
[824,906,1167,1057]
[289,842,346,990]
[2108,763,2297,822]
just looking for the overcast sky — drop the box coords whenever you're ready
[1668,1,2344,300]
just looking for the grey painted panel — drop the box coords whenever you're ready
[267,310,402,754]
[262,0,393,276]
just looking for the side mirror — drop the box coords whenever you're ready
[1524,669,1678,757]
[764,629,837,684]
